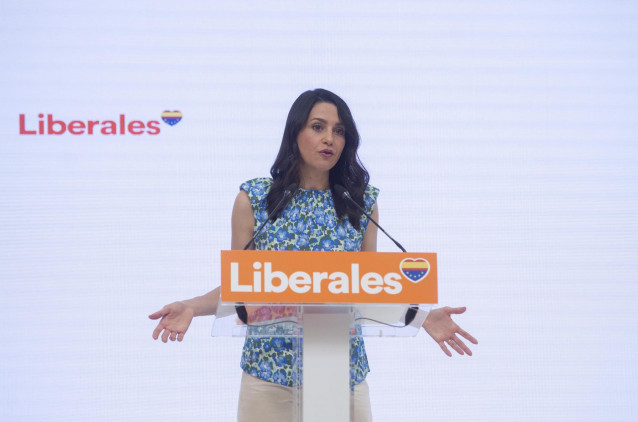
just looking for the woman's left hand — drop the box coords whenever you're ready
[422,306,478,357]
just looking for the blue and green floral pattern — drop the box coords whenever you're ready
[239,177,379,388]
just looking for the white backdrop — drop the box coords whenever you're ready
[1,1,637,421]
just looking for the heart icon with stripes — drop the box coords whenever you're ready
[161,111,182,126]
[399,258,430,283]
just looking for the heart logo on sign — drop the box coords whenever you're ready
[161,110,182,126]
[399,258,430,283]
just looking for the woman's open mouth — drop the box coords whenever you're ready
[320,150,334,157]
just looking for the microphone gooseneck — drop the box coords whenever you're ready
[236,183,298,323]
[242,183,298,250]
[334,184,418,326]
[334,184,407,253]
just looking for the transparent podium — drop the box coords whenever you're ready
[213,250,437,422]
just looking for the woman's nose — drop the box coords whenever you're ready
[323,130,334,144]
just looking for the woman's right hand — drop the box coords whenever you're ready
[149,301,195,343]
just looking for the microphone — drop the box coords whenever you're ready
[236,183,298,323]
[334,184,418,326]
[334,184,407,252]
[242,183,298,250]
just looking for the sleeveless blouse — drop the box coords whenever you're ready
[239,177,379,388]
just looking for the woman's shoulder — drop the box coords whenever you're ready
[363,183,380,213]
[240,177,272,203]
[365,183,379,198]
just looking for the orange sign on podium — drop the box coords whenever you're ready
[220,250,437,304]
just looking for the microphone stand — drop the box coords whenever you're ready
[235,183,298,323]
[333,184,418,326]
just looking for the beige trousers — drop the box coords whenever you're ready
[237,372,372,422]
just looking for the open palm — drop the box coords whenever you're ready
[423,306,478,356]
[149,301,195,343]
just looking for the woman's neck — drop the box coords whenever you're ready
[298,169,330,191]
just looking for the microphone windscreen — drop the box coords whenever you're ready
[284,183,298,195]
[333,184,348,199]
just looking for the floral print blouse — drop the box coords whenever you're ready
[239,177,379,388]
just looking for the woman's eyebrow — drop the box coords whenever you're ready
[310,117,343,126]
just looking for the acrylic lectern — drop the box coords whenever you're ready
[212,250,437,422]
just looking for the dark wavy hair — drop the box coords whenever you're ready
[267,88,370,229]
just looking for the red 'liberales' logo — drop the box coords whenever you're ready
[18,112,181,135]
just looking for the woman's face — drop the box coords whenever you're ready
[296,102,346,178]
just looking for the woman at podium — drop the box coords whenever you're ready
[149,89,477,422]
